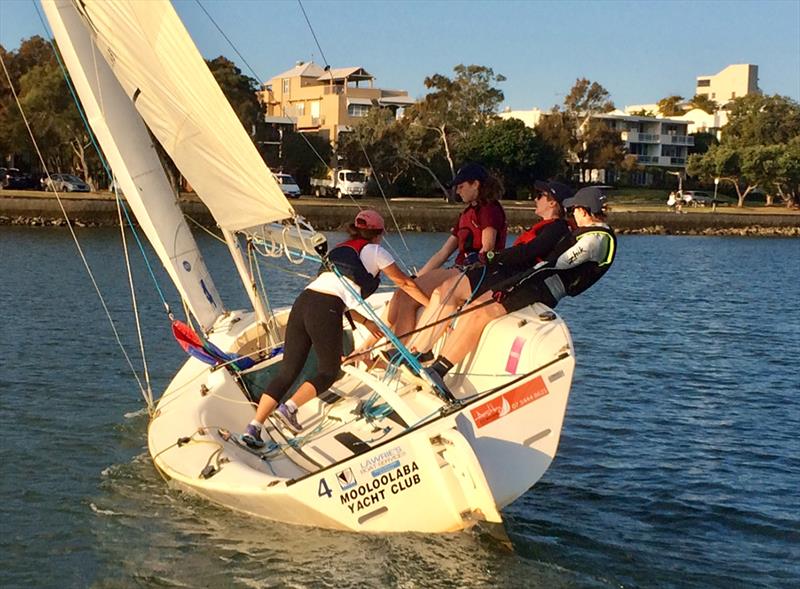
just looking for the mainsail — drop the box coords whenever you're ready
[43,0,224,331]
[66,0,294,231]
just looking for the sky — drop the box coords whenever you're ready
[1,0,799,111]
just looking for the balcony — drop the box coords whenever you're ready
[663,134,695,146]
[621,131,660,143]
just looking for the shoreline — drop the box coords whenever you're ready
[1,192,798,236]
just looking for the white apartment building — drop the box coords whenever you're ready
[595,113,693,166]
[696,64,759,105]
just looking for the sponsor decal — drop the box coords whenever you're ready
[358,445,405,477]
[340,461,421,514]
[470,376,549,428]
[182,260,192,272]
[336,467,356,491]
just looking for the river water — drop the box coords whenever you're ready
[1,227,798,588]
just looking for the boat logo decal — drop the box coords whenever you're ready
[336,467,357,491]
[470,376,549,428]
[340,461,421,515]
[358,445,404,477]
[505,336,526,374]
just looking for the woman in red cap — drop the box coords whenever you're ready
[239,209,429,446]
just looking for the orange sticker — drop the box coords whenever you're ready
[470,376,549,428]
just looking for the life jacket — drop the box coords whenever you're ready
[513,217,560,248]
[321,237,381,299]
[453,201,506,265]
[548,225,617,298]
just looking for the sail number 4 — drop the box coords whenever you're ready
[318,478,333,498]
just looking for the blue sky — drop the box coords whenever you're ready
[2,0,799,110]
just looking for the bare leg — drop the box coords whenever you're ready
[254,394,279,423]
[387,268,458,345]
[437,293,507,367]
[284,381,318,409]
[413,273,473,353]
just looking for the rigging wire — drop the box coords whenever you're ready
[194,0,336,183]
[33,1,173,319]
[0,51,150,406]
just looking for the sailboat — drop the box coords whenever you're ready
[42,0,576,533]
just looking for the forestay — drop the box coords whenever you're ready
[69,0,294,231]
[42,0,224,331]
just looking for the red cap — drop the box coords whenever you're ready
[354,209,385,231]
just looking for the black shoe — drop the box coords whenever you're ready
[421,367,457,403]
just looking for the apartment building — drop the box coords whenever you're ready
[261,61,415,144]
[696,64,760,105]
[594,113,693,183]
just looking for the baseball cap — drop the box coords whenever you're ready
[562,186,606,214]
[448,163,488,188]
[533,180,575,204]
[354,209,385,231]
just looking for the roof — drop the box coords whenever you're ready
[316,67,373,82]
[272,61,326,80]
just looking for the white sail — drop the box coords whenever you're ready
[43,0,224,331]
[68,0,294,231]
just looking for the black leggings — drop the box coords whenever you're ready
[263,289,345,403]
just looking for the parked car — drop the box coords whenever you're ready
[1,168,37,189]
[43,173,91,193]
[681,190,714,206]
[273,173,301,199]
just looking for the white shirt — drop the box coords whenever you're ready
[305,243,395,310]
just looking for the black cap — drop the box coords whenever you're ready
[533,180,575,204]
[449,163,488,188]
[563,186,607,214]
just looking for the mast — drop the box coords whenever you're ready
[42,0,224,332]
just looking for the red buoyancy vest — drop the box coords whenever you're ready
[513,218,560,250]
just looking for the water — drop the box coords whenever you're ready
[1,227,798,588]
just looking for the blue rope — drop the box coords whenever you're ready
[35,3,171,314]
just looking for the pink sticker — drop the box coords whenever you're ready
[504,336,526,374]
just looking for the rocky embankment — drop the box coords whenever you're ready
[1,192,798,237]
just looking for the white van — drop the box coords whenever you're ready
[273,173,301,199]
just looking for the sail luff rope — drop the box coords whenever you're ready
[0,50,149,403]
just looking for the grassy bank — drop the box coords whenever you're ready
[1,189,798,236]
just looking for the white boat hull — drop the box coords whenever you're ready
[148,296,575,533]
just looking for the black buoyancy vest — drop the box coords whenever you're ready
[551,225,617,297]
[322,238,381,299]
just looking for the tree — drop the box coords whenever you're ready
[688,94,717,114]
[206,56,261,132]
[405,64,505,179]
[273,131,331,190]
[536,78,617,182]
[723,94,800,147]
[657,95,686,116]
[687,94,800,207]
[458,118,562,197]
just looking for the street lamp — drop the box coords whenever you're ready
[713,177,720,212]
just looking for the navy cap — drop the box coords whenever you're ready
[563,186,607,214]
[534,180,575,204]
[449,163,488,188]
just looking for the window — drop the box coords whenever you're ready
[731,92,736,99]
[294,101,305,116]
[282,78,290,94]
[697,79,711,87]
[347,103,370,117]
[310,100,320,119]
[711,93,716,99]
